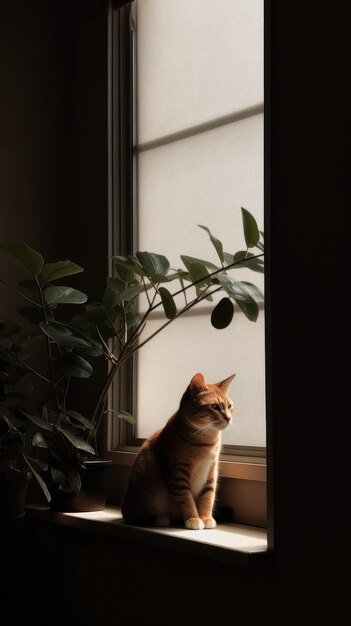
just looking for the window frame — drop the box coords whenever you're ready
[105,0,267,491]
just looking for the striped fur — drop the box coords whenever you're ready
[121,372,235,530]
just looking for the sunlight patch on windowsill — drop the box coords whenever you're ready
[27,505,268,566]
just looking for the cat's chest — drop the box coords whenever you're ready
[190,454,216,497]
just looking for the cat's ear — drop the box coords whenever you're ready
[217,374,236,392]
[189,373,208,397]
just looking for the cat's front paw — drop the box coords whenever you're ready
[185,517,205,530]
[201,516,217,529]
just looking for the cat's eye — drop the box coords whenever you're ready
[210,403,220,410]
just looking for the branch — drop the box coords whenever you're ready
[8,336,51,383]
[126,286,223,357]
[35,277,56,391]
[95,324,118,364]
[90,252,264,425]
[0,277,41,307]
[148,253,264,316]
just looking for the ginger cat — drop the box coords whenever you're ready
[122,372,235,530]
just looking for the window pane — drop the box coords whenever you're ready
[136,310,265,446]
[136,0,264,143]
[138,114,263,285]
[134,0,265,450]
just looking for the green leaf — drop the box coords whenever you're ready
[0,345,21,366]
[0,406,16,427]
[233,251,264,273]
[241,208,260,248]
[235,295,259,322]
[215,275,260,321]
[69,314,94,331]
[180,255,218,272]
[20,410,54,432]
[181,256,211,285]
[126,312,140,328]
[25,456,48,471]
[40,260,84,283]
[108,409,135,425]
[62,353,93,378]
[39,323,90,349]
[17,306,43,325]
[198,225,224,263]
[113,255,146,278]
[67,410,94,430]
[216,274,250,301]
[159,287,177,319]
[92,322,118,341]
[103,278,126,312]
[0,321,22,337]
[136,252,170,279]
[23,454,51,502]
[120,283,146,301]
[0,241,44,275]
[66,471,82,495]
[107,276,126,291]
[105,277,126,308]
[223,252,234,266]
[44,286,88,305]
[75,342,104,357]
[239,281,264,301]
[211,298,234,329]
[85,302,108,324]
[157,270,190,283]
[32,432,49,448]
[57,426,95,454]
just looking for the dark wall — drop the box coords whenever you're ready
[0,0,108,416]
[267,0,350,616]
[1,1,350,624]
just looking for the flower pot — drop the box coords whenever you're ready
[0,470,31,529]
[50,459,113,513]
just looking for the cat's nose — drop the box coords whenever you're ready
[223,414,231,423]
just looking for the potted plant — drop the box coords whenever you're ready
[0,208,264,513]
[0,327,51,526]
[0,247,113,513]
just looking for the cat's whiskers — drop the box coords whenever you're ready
[193,422,217,440]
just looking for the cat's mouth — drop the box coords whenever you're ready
[215,416,232,430]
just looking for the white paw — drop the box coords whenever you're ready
[185,517,205,530]
[202,516,217,529]
[155,515,171,527]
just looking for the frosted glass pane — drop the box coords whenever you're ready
[136,0,264,142]
[138,114,264,293]
[136,310,265,446]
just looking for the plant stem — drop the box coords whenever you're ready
[90,360,123,426]
[127,286,223,356]
[142,276,151,306]
[62,375,71,412]
[8,336,51,383]
[0,277,41,307]
[35,277,56,392]
[95,324,118,364]
[88,395,108,446]
[122,289,158,352]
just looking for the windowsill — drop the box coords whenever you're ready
[26,504,269,568]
